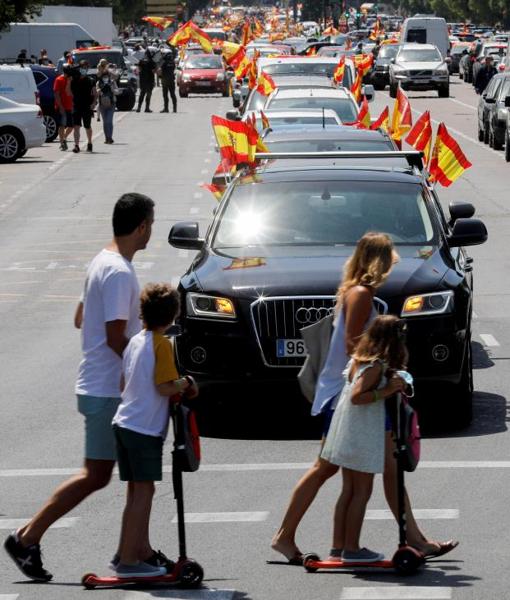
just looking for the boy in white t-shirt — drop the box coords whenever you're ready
[112,282,198,578]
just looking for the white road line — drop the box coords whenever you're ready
[190,206,200,214]
[125,590,236,600]
[0,595,19,600]
[174,512,269,523]
[340,587,452,599]
[0,517,78,529]
[480,334,500,347]
[193,192,204,199]
[448,97,477,111]
[200,168,209,174]
[366,509,458,520]
[472,310,478,319]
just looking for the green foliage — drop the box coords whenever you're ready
[0,0,42,31]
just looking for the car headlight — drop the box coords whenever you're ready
[435,66,449,74]
[182,73,191,82]
[216,72,225,81]
[186,293,236,320]
[395,70,409,78]
[401,291,454,317]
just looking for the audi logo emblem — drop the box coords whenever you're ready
[295,306,334,325]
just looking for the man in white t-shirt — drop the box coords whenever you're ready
[4,193,173,581]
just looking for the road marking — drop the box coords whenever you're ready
[46,262,59,270]
[480,334,500,347]
[204,157,211,163]
[340,587,452,599]
[0,517,78,529]
[174,512,269,523]
[0,595,19,600]
[125,590,236,599]
[190,206,200,214]
[194,192,203,199]
[472,310,478,319]
[366,509,458,520]
[448,97,477,111]
[200,168,209,174]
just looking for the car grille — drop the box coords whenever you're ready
[409,70,433,77]
[250,296,387,368]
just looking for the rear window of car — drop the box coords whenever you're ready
[185,56,223,69]
[265,139,394,152]
[267,96,358,123]
[267,116,340,127]
[213,180,435,248]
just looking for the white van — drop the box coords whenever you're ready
[400,16,450,58]
[0,65,39,105]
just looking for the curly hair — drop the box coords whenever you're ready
[352,315,408,370]
[140,283,180,330]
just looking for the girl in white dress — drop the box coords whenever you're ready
[321,316,408,563]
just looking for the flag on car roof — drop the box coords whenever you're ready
[333,55,345,84]
[370,106,390,132]
[142,16,174,31]
[429,123,472,187]
[390,86,412,141]
[222,42,247,69]
[406,110,433,163]
[354,54,374,77]
[253,18,265,37]
[256,71,277,96]
[350,71,363,103]
[355,96,371,129]
[211,115,268,168]
[201,183,225,201]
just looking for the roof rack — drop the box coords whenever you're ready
[254,151,425,171]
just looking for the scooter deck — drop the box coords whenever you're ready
[306,559,395,570]
[82,573,179,589]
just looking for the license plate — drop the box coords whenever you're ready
[195,81,211,87]
[276,339,306,358]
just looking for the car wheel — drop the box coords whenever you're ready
[459,71,464,80]
[438,83,449,98]
[0,128,22,163]
[483,123,490,144]
[505,132,510,162]
[179,89,188,98]
[43,113,58,143]
[478,125,484,142]
[493,127,504,150]
[389,82,397,98]
[373,82,385,90]
[455,335,473,428]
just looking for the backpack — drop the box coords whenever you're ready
[172,402,201,473]
[394,393,421,472]
[99,81,113,108]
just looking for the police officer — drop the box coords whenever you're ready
[136,49,157,113]
[159,48,177,113]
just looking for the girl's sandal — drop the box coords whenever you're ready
[424,540,459,559]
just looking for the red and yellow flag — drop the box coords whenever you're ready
[246,59,258,89]
[222,42,247,69]
[241,21,255,46]
[306,46,317,56]
[168,21,192,46]
[354,53,374,77]
[260,110,270,130]
[370,106,390,132]
[405,110,433,163]
[429,123,472,187]
[168,21,212,53]
[201,183,225,201]
[391,86,412,141]
[253,18,265,37]
[350,71,363,103]
[211,115,268,167]
[333,55,345,85]
[356,96,371,129]
[142,16,174,31]
[369,18,384,41]
[256,71,276,96]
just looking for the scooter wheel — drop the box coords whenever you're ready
[81,573,97,589]
[392,547,425,575]
[178,560,204,588]
[303,553,320,573]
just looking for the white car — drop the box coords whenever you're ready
[0,95,45,163]
[264,87,360,124]
[244,108,344,129]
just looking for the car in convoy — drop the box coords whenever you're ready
[70,47,138,111]
[389,43,450,98]
[257,56,356,89]
[263,87,360,124]
[371,43,400,90]
[30,64,58,142]
[168,151,487,425]
[241,109,343,130]
[400,16,450,58]
[177,53,229,97]
[0,95,46,162]
[449,43,470,75]
[477,72,510,149]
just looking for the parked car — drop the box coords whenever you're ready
[449,43,470,74]
[371,43,400,90]
[30,64,58,142]
[477,72,510,149]
[0,95,45,162]
[0,65,39,106]
[177,53,229,97]
[389,43,450,98]
[168,151,487,425]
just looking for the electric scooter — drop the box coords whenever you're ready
[303,393,426,576]
[82,401,204,589]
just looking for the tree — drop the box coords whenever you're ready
[0,0,42,32]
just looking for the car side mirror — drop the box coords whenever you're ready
[485,97,496,104]
[449,201,475,223]
[225,109,241,120]
[505,96,510,108]
[447,218,487,248]
[168,222,204,250]
[362,84,375,102]
[232,94,241,108]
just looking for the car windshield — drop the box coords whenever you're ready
[265,116,340,127]
[265,139,394,152]
[73,52,124,68]
[184,56,223,69]
[379,45,399,58]
[267,97,358,123]
[399,49,442,62]
[213,181,435,247]
[451,45,469,55]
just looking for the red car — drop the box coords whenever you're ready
[177,54,229,97]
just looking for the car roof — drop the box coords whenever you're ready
[399,43,440,51]
[263,128,393,143]
[272,87,351,99]
[258,108,341,118]
[259,56,340,66]
[271,75,335,88]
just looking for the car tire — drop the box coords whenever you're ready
[116,89,136,111]
[179,89,188,98]
[459,71,464,80]
[389,82,398,98]
[0,127,23,163]
[478,126,484,142]
[483,123,490,144]
[493,128,504,151]
[505,132,510,162]
[43,113,58,143]
[222,88,229,97]
[438,83,450,98]
[455,336,473,428]
[373,82,385,90]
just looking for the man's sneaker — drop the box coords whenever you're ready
[72,145,80,153]
[86,143,93,152]
[4,533,53,582]
[144,108,152,113]
[59,141,66,151]
[115,561,166,579]
[341,548,385,563]
[145,549,175,573]
[108,553,120,571]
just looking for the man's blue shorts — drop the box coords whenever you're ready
[77,395,121,461]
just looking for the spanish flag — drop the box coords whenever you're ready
[256,71,276,96]
[405,110,433,163]
[356,96,371,129]
[260,110,270,130]
[306,46,317,56]
[246,59,258,89]
[142,16,174,31]
[355,54,374,77]
[253,18,265,37]
[241,21,255,46]
[333,56,345,85]
[350,71,363,103]
[189,22,213,53]
[429,123,472,187]
[201,183,225,201]
[370,106,390,132]
[168,21,192,46]
[168,21,212,53]
[391,86,412,141]
[222,42,247,69]
[211,116,268,167]
[369,18,384,41]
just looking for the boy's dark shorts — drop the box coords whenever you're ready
[73,109,93,129]
[113,425,163,481]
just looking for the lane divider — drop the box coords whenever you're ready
[0,517,78,529]
[340,587,452,599]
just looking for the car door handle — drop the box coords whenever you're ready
[466,256,474,264]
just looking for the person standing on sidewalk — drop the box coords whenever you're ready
[71,60,96,153]
[136,49,156,113]
[53,64,74,151]
[158,49,177,113]
[96,67,119,144]
[4,193,174,582]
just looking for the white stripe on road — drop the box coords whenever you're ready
[340,587,452,599]
[193,192,203,199]
[0,517,78,529]
[448,97,477,111]
[0,595,19,600]
[480,334,500,347]
[173,512,268,523]
[366,509,458,520]
[3,461,510,477]
[125,590,236,600]
[189,207,200,214]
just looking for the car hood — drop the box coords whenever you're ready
[187,244,450,300]
[396,60,444,70]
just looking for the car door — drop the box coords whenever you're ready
[480,77,501,129]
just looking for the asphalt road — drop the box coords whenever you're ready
[0,77,509,600]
